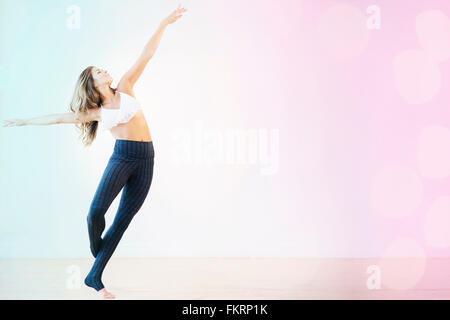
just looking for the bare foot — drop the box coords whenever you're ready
[98,288,116,299]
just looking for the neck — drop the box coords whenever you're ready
[98,85,115,105]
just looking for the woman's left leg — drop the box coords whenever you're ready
[84,156,155,291]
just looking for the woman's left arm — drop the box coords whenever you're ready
[117,4,188,95]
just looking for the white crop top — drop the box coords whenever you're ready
[99,91,142,131]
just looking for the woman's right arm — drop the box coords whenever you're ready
[1,109,99,127]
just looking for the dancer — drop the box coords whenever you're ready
[2,4,187,299]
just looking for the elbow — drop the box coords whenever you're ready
[59,112,78,125]
[55,115,64,125]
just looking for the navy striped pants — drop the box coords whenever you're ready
[84,139,154,291]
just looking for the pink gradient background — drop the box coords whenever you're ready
[212,0,450,259]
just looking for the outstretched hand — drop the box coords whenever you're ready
[163,4,187,25]
[1,119,27,127]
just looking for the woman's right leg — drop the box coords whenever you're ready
[85,157,154,292]
[86,156,135,258]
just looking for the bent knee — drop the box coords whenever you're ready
[87,205,107,222]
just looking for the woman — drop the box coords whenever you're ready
[1,4,187,299]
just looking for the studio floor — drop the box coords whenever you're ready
[1,258,449,300]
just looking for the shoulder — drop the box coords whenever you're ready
[74,107,101,124]
[86,107,101,122]
[116,81,136,99]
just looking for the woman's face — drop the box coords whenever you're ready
[92,67,113,88]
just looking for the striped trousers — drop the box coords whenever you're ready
[84,139,154,291]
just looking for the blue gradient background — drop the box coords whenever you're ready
[0,0,292,258]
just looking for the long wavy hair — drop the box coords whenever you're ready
[69,66,116,146]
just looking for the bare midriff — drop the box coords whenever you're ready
[109,109,152,142]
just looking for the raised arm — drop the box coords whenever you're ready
[1,109,99,127]
[117,4,188,96]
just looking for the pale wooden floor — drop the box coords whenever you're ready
[1,258,449,299]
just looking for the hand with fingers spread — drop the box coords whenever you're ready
[1,118,27,127]
[163,4,188,25]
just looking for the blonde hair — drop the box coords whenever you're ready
[69,66,116,146]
